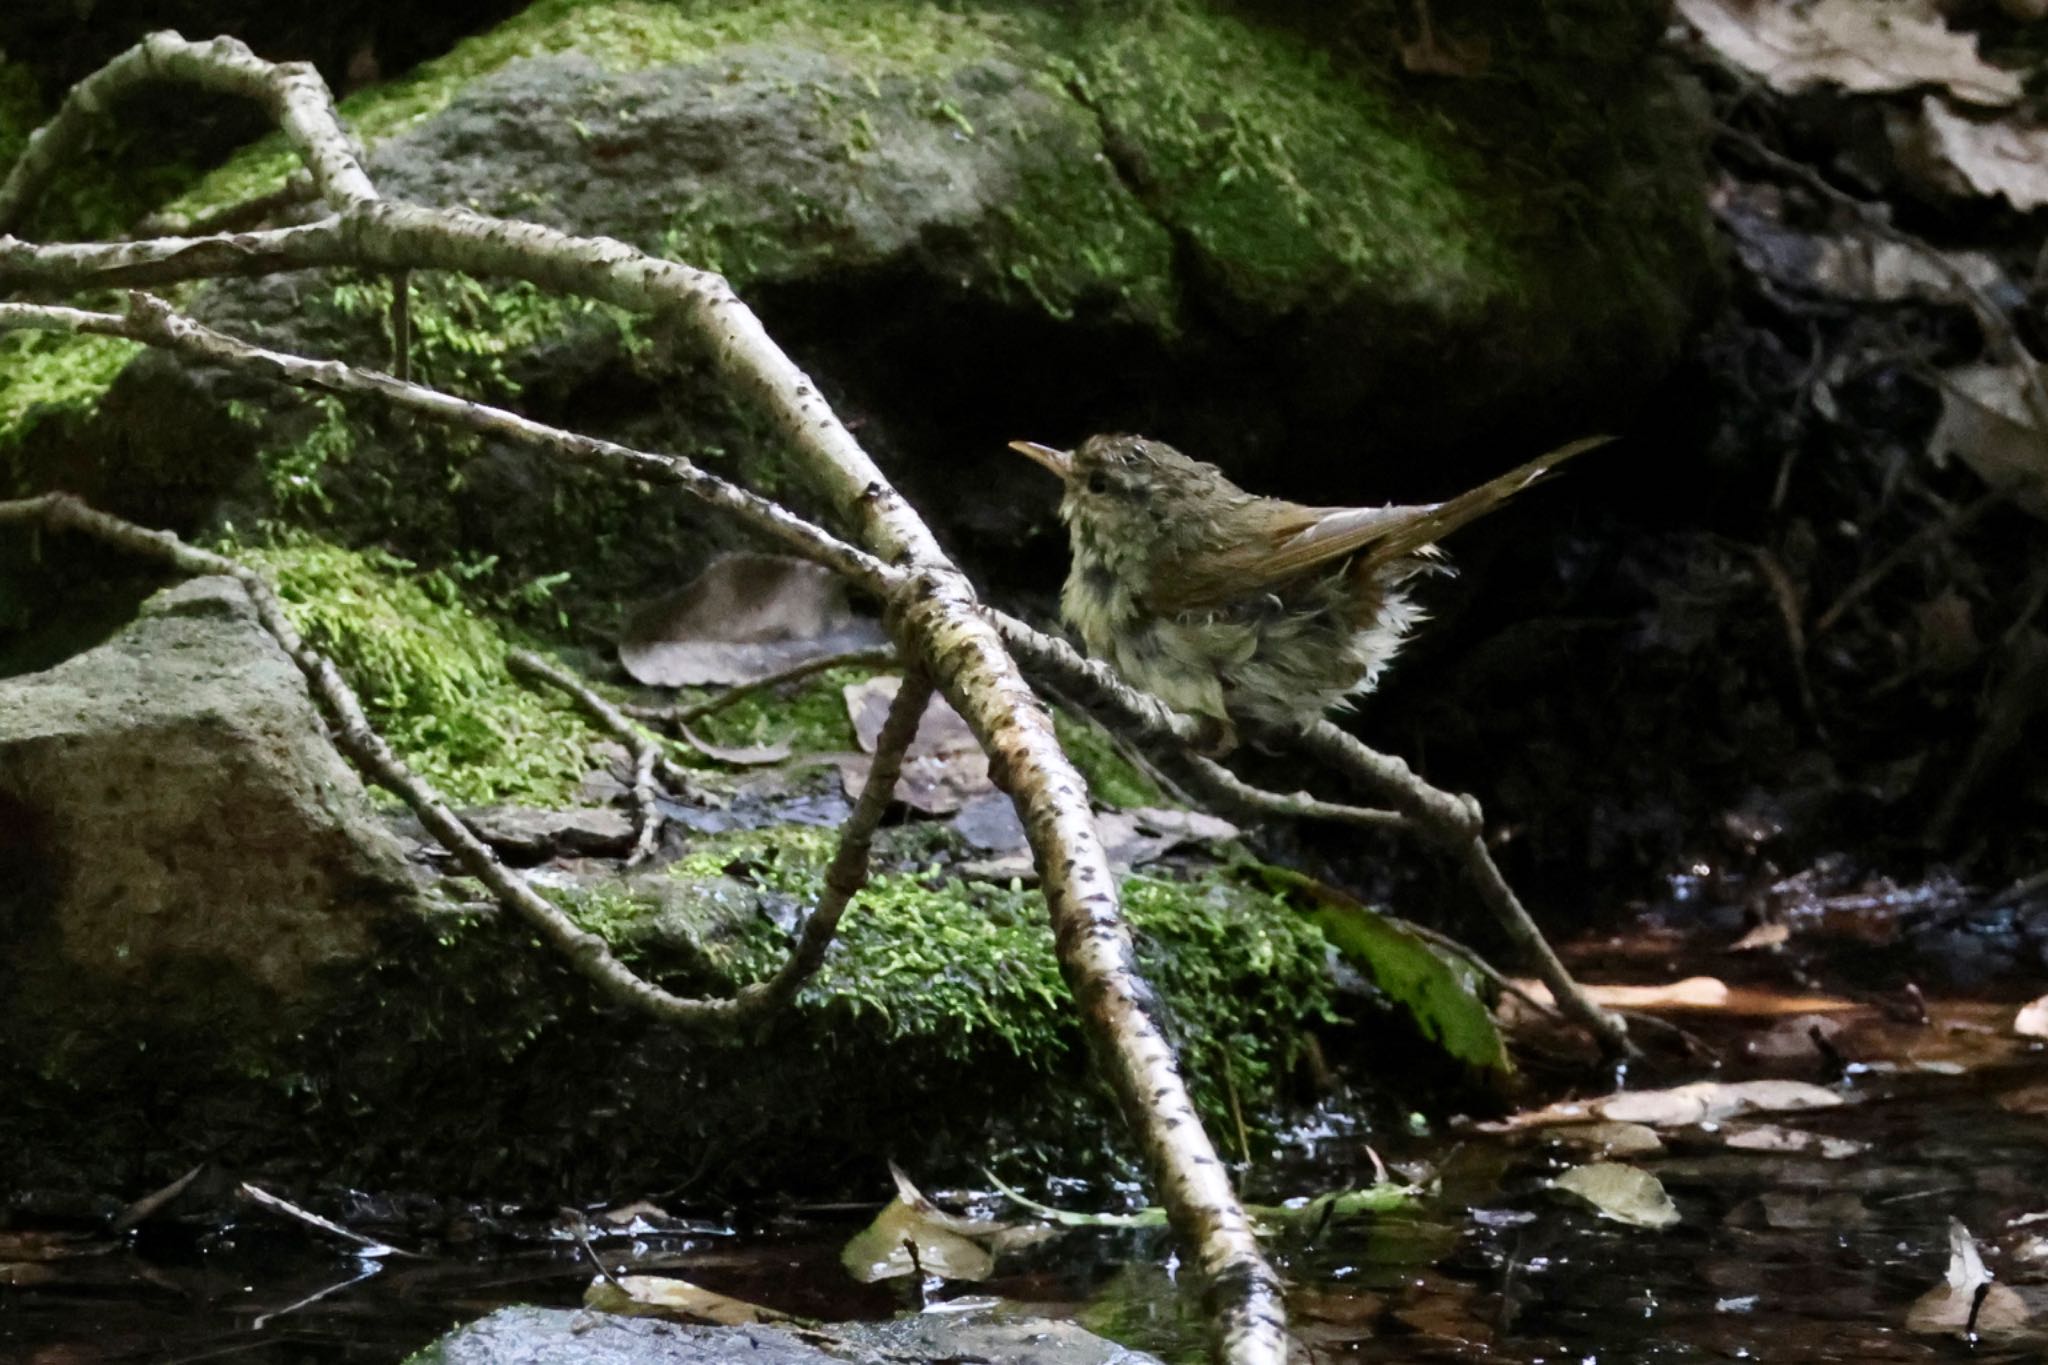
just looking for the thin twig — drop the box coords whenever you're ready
[738,670,932,1017]
[131,171,316,238]
[1290,721,1635,1057]
[0,295,899,599]
[0,31,376,231]
[389,268,411,384]
[1814,492,2000,634]
[1185,756,1407,832]
[620,646,897,728]
[506,649,701,866]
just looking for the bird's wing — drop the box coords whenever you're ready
[1143,435,1613,614]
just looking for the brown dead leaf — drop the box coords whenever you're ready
[2015,994,2048,1038]
[1601,1078,1845,1127]
[1909,97,2048,210]
[1676,0,2022,105]
[1927,363,2048,519]
[1587,976,1731,1009]
[1486,1078,1846,1132]
[1906,1219,2030,1336]
[586,1273,792,1324]
[620,553,887,686]
[1730,922,1791,952]
[1552,1120,1666,1158]
[1723,1122,1869,1159]
[838,676,991,814]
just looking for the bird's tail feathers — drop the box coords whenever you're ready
[1357,435,1613,572]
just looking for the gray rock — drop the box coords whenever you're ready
[422,1306,1163,1365]
[463,804,637,860]
[0,575,421,1043]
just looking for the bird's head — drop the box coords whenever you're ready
[1010,433,1222,548]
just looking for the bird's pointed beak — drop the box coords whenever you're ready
[1008,439,1073,480]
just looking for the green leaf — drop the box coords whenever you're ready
[1259,866,1511,1077]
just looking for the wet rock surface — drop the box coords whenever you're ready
[424,1306,1163,1365]
[0,575,422,1044]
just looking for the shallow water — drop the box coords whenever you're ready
[6,995,2047,1364]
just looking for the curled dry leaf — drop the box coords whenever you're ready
[1722,1123,1869,1159]
[585,1273,792,1325]
[1905,1219,2030,1336]
[1552,1163,1682,1230]
[1485,1078,1845,1132]
[1905,97,2048,211]
[1730,921,1791,952]
[838,676,991,814]
[1927,363,2048,520]
[1551,1121,1666,1158]
[620,552,887,687]
[839,1166,1052,1283]
[1675,0,2022,105]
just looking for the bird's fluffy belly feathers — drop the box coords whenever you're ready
[1063,556,1425,730]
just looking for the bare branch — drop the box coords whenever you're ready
[0,296,898,599]
[1182,755,1407,832]
[738,671,933,1016]
[0,31,374,232]
[506,649,699,867]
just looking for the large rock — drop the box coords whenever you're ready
[0,575,421,1052]
[3,0,1711,599]
[419,1306,1163,1365]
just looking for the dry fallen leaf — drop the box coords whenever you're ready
[1485,1078,1846,1132]
[2015,994,2048,1038]
[1722,1122,1869,1159]
[620,552,887,686]
[1551,1121,1666,1158]
[1927,362,2048,519]
[838,676,991,814]
[839,1165,1052,1283]
[1675,0,2022,105]
[1552,1163,1682,1229]
[585,1273,792,1324]
[1905,1219,2029,1336]
[1908,97,2048,211]
[1585,976,1731,1009]
[1730,922,1791,952]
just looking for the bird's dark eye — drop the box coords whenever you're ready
[1085,472,1111,496]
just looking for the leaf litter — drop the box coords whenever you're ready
[620,552,887,687]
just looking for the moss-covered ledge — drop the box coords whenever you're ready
[3,781,1343,1198]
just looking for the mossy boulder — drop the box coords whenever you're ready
[4,0,1709,625]
[0,580,1337,1197]
[0,576,424,1071]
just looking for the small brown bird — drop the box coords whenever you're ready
[1011,432,1609,749]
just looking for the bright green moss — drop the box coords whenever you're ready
[1067,2,1516,316]
[232,532,604,805]
[0,330,142,460]
[668,825,1335,1108]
